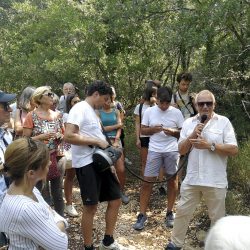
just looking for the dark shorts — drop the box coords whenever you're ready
[75,163,121,205]
[140,137,150,148]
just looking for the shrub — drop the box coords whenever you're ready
[226,141,250,214]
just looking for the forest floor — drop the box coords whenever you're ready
[65,136,211,250]
[66,170,210,250]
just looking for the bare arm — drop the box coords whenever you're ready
[141,124,163,136]
[135,115,141,148]
[103,123,122,132]
[162,127,181,139]
[178,123,203,155]
[14,109,23,135]
[114,110,122,140]
[23,128,54,142]
[64,123,109,149]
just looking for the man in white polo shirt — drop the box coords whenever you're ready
[133,86,184,230]
[166,90,238,250]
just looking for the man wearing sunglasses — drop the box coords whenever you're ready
[0,90,16,247]
[166,90,238,250]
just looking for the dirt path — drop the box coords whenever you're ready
[66,174,208,250]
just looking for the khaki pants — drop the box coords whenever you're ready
[171,183,227,247]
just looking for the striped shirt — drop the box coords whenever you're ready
[0,188,68,250]
[0,128,12,204]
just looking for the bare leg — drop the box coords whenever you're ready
[64,168,76,205]
[139,176,156,214]
[140,147,148,176]
[105,199,121,235]
[115,153,126,191]
[81,204,98,246]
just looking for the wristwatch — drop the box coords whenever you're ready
[210,143,216,152]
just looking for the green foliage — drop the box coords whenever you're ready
[0,0,249,133]
[226,141,250,214]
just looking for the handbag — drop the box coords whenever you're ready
[92,123,122,172]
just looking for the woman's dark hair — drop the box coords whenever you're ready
[4,138,49,184]
[65,94,79,113]
[145,80,161,89]
[143,87,157,102]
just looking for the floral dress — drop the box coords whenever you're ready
[25,111,64,180]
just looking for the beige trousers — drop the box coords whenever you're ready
[171,183,227,247]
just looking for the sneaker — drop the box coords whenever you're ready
[165,242,181,250]
[124,157,132,165]
[133,213,147,230]
[64,204,79,217]
[159,186,167,196]
[165,211,175,228]
[121,192,130,205]
[99,241,128,250]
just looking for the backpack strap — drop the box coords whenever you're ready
[139,103,143,125]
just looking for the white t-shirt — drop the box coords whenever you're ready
[171,91,195,119]
[134,103,152,138]
[179,113,238,188]
[142,105,184,152]
[67,101,106,168]
[0,188,68,250]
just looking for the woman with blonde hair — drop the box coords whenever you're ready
[23,86,65,216]
[0,138,68,249]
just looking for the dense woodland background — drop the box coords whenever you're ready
[0,0,250,228]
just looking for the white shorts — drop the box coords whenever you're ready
[144,151,179,177]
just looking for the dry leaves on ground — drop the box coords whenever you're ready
[66,176,209,250]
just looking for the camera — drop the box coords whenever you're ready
[93,146,122,172]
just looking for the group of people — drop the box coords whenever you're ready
[0,72,242,250]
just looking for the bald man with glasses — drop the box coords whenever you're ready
[166,90,238,250]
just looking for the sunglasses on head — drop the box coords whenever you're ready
[43,92,54,98]
[0,102,11,112]
[197,101,213,107]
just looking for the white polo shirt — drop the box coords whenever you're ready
[67,101,106,168]
[179,113,237,188]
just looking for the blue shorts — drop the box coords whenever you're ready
[144,151,180,177]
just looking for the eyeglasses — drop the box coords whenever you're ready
[197,101,213,107]
[73,100,80,104]
[42,92,54,98]
[0,102,11,112]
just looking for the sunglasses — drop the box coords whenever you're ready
[73,100,80,104]
[0,102,11,112]
[197,101,213,107]
[42,92,54,98]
